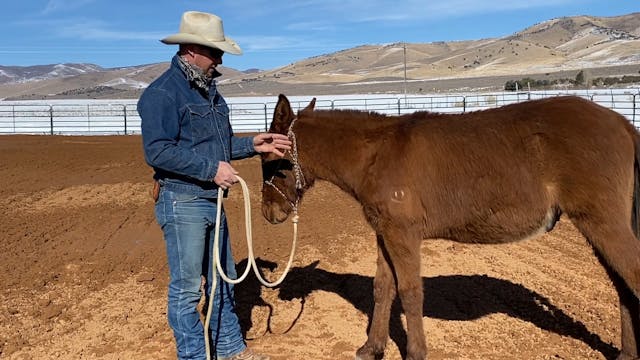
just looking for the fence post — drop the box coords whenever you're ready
[634,94,637,128]
[463,96,467,113]
[264,104,268,132]
[123,104,128,135]
[397,98,401,115]
[49,105,54,135]
[12,105,16,133]
[87,104,91,132]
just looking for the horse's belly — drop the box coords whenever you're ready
[436,206,561,244]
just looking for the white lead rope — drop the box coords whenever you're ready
[204,175,298,360]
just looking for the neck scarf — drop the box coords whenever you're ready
[177,55,212,94]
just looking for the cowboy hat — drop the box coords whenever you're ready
[161,11,242,55]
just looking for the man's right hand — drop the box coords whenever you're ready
[213,161,239,190]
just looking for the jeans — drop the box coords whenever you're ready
[155,188,245,359]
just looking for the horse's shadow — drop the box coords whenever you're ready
[235,259,619,360]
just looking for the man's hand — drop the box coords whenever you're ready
[253,133,292,157]
[213,161,239,190]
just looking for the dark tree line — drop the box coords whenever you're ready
[505,69,640,91]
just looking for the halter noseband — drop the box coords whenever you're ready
[264,116,306,218]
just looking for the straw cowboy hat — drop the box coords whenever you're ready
[161,11,242,55]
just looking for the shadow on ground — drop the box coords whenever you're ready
[235,259,619,360]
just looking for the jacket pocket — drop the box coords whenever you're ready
[186,103,214,140]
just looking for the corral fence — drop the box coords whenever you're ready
[1,89,639,135]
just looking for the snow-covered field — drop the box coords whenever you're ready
[0,89,638,134]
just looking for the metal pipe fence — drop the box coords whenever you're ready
[1,90,639,135]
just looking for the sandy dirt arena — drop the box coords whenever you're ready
[0,135,626,359]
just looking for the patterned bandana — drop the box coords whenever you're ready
[177,55,212,94]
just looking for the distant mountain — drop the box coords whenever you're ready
[0,63,104,84]
[0,62,250,100]
[241,13,640,85]
[1,12,639,100]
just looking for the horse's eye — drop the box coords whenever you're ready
[263,159,294,181]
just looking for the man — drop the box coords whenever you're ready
[138,11,291,360]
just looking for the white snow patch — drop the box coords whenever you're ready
[100,78,149,89]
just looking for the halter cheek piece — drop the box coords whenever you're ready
[264,116,306,216]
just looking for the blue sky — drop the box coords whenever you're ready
[0,1,637,71]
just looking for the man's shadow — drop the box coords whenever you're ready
[234,259,620,360]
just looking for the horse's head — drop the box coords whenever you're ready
[261,94,315,224]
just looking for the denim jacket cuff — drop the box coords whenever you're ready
[232,136,258,159]
[206,160,219,182]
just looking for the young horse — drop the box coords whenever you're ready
[260,94,640,360]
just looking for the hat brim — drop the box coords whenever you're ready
[161,33,242,55]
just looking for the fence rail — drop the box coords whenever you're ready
[1,90,639,135]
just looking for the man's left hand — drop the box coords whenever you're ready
[253,133,292,157]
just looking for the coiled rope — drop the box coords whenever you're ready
[204,176,299,360]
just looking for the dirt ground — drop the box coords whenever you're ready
[0,135,626,359]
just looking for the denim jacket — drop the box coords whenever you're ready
[138,55,256,198]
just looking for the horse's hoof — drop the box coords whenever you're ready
[354,352,375,360]
[354,355,379,360]
[355,345,382,360]
[616,354,640,360]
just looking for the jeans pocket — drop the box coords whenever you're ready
[156,190,199,227]
[172,192,199,203]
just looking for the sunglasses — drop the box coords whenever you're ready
[206,47,224,59]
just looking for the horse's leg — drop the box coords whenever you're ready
[356,234,397,360]
[379,226,426,360]
[570,215,640,360]
[609,264,640,360]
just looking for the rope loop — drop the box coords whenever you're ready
[204,175,298,359]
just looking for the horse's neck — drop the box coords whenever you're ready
[295,116,376,196]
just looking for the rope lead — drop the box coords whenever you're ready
[204,175,298,360]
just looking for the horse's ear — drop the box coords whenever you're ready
[300,98,316,115]
[271,94,295,133]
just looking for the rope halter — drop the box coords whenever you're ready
[264,116,305,222]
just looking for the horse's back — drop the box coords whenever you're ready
[405,96,635,191]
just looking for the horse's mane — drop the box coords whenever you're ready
[307,108,427,132]
[305,97,593,131]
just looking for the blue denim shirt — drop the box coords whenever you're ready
[138,55,256,198]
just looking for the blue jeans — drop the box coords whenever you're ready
[155,189,246,359]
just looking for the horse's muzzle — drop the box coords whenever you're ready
[262,202,289,224]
